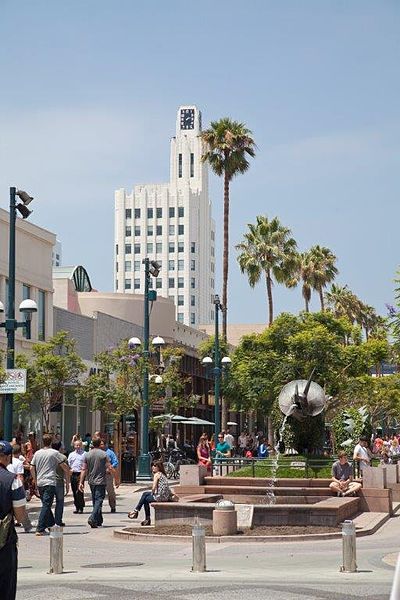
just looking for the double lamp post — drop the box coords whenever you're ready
[0,187,37,440]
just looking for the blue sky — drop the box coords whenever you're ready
[0,1,399,323]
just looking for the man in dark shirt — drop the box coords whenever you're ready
[79,437,112,528]
[0,440,29,600]
[330,451,361,497]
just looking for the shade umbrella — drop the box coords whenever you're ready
[181,417,215,426]
[152,414,187,422]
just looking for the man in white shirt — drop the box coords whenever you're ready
[353,436,372,476]
[224,429,235,451]
[7,445,24,483]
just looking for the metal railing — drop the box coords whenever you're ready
[211,456,338,478]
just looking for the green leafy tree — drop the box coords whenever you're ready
[228,312,389,452]
[15,331,86,433]
[236,216,298,325]
[201,118,256,340]
[78,341,192,420]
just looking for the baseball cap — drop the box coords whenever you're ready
[0,441,13,456]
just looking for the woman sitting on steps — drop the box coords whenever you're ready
[128,460,176,526]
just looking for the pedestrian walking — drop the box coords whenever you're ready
[79,437,112,528]
[128,460,173,526]
[31,433,70,536]
[68,439,86,513]
[0,440,30,600]
[51,441,69,526]
[100,440,120,513]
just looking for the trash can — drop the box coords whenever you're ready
[121,452,136,483]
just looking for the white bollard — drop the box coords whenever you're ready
[192,519,206,573]
[340,520,357,573]
[390,553,400,599]
[49,525,63,574]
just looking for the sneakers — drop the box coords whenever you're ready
[128,509,139,519]
[35,531,47,536]
[141,519,151,526]
[88,520,98,528]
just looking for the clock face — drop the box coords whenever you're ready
[180,108,195,130]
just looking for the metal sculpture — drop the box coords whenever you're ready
[278,369,327,421]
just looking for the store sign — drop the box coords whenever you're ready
[0,369,27,394]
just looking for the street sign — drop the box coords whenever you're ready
[0,369,27,394]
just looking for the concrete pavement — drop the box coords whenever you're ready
[16,484,399,599]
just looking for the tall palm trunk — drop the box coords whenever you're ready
[221,167,230,429]
[266,270,274,325]
[319,288,325,311]
[222,168,229,341]
[304,297,309,312]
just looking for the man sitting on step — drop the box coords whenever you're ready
[329,451,362,497]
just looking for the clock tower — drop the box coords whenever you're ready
[170,105,207,192]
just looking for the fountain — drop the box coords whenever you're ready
[265,370,327,504]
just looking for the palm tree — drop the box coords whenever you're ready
[201,118,256,340]
[325,284,363,323]
[308,245,338,311]
[236,215,298,325]
[291,250,314,312]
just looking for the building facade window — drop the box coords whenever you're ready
[134,208,141,219]
[156,225,162,236]
[115,262,118,273]
[134,260,140,271]
[125,279,131,290]
[156,278,162,289]
[191,242,196,253]
[147,208,153,219]
[191,295,195,306]
[125,244,132,254]
[178,259,184,271]
[169,207,175,218]
[211,230,215,241]
[156,207,162,218]
[178,224,184,235]
[211,263,214,272]
[156,242,162,253]
[35,294,47,338]
[125,208,132,219]
[211,246,215,257]
[169,225,175,235]
[178,207,184,218]
[134,226,140,236]
[191,260,195,271]
[190,153,194,177]
[147,242,153,253]
[191,277,195,289]
[134,243,140,254]
[125,260,131,271]
[178,295,184,306]
[168,260,175,271]
[190,313,196,325]
[147,225,153,236]
[178,277,184,288]
[125,226,132,237]
[178,241,184,253]
[168,278,175,289]
[115,280,118,290]
[115,243,118,255]
[169,242,175,253]
[178,153,182,178]
[177,313,184,323]
[134,279,140,290]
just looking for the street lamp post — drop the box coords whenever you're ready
[128,259,163,480]
[0,187,36,440]
[202,295,231,450]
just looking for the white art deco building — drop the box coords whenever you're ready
[114,106,215,326]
